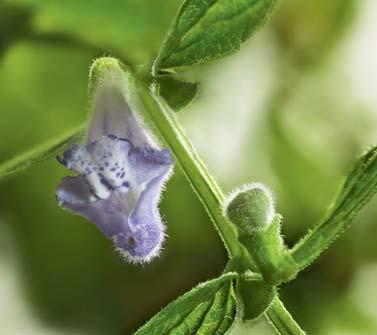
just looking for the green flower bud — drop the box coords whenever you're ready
[225,183,275,235]
[225,183,298,285]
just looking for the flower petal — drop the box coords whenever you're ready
[56,140,173,263]
[57,183,131,239]
[58,135,172,200]
[56,58,175,264]
[115,163,172,263]
[56,176,97,206]
[128,147,173,185]
[87,63,153,148]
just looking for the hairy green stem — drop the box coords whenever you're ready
[266,298,306,335]
[136,81,305,335]
[137,83,241,258]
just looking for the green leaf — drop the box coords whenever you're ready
[154,0,278,71]
[0,124,85,182]
[134,273,237,335]
[236,272,276,320]
[157,76,198,111]
[291,146,377,270]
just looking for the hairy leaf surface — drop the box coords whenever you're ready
[292,146,377,269]
[157,76,198,111]
[155,0,277,71]
[134,273,237,335]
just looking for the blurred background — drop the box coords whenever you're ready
[0,0,377,334]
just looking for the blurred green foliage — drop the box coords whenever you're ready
[0,0,377,334]
[5,0,182,64]
[271,0,356,68]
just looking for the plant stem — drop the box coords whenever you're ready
[0,124,85,182]
[266,298,306,335]
[138,83,241,258]
[136,81,306,335]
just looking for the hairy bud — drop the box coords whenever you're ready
[225,183,275,235]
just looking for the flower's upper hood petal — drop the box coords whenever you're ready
[87,61,154,148]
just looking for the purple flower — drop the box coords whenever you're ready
[56,59,173,263]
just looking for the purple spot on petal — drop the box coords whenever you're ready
[100,177,114,191]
